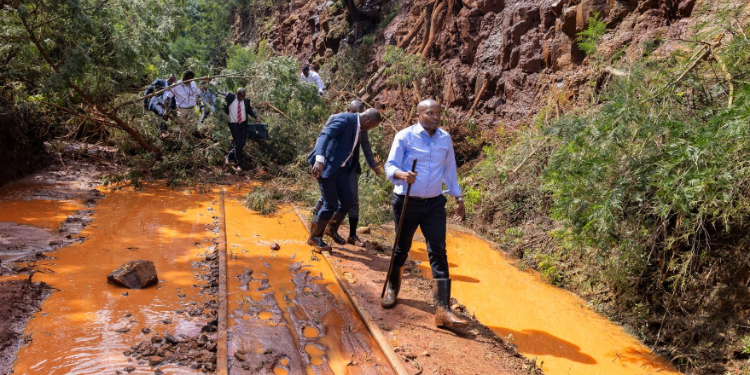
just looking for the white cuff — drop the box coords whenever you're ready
[315,155,325,164]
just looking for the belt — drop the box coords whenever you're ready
[397,194,439,202]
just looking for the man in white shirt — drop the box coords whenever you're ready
[163,70,202,124]
[300,65,325,96]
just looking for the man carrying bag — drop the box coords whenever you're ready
[224,88,262,173]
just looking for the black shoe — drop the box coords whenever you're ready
[307,216,331,253]
[324,212,347,245]
[347,234,365,247]
[434,278,469,329]
[381,266,403,309]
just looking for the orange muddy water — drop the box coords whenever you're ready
[10,186,217,375]
[3,179,682,375]
[407,229,681,375]
[223,187,395,375]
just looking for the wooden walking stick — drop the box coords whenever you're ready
[381,159,418,298]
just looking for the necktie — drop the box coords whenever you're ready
[237,100,242,123]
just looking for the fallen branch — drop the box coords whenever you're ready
[357,65,387,97]
[672,33,724,87]
[258,101,292,120]
[602,66,628,77]
[466,73,489,118]
[712,51,735,108]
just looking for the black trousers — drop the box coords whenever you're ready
[316,167,354,221]
[227,122,248,167]
[391,193,449,279]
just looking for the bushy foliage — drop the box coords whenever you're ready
[544,34,750,293]
[577,12,607,56]
[382,46,436,87]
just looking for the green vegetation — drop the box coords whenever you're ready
[576,12,607,56]
[382,46,436,88]
[466,15,750,370]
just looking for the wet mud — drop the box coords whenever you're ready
[0,280,49,375]
[224,189,396,375]
[10,186,218,375]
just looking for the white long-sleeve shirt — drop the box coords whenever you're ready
[300,71,325,94]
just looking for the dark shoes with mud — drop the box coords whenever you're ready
[307,216,332,253]
[381,266,403,309]
[347,234,365,247]
[434,278,469,329]
[324,212,347,245]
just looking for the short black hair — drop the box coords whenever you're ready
[302,65,310,71]
[183,70,195,80]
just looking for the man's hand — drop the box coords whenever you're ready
[395,170,417,184]
[371,166,384,178]
[454,200,466,222]
[311,161,324,179]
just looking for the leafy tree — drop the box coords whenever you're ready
[1,0,185,152]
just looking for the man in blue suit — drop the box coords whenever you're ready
[307,108,382,252]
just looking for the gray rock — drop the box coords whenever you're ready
[107,260,159,289]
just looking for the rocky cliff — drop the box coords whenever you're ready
[238,0,700,129]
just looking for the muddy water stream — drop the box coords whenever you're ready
[9,186,216,375]
[406,229,681,375]
[223,187,394,375]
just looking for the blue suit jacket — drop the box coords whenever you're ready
[308,112,360,179]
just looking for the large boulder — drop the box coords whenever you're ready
[107,260,158,289]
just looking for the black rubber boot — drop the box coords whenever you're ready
[307,215,332,253]
[347,217,365,247]
[434,278,469,329]
[381,266,403,309]
[324,212,347,245]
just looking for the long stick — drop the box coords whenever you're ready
[381,159,418,298]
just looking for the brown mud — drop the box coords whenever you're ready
[224,187,396,374]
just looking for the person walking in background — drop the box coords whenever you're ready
[307,109,382,253]
[300,65,325,96]
[382,98,468,330]
[199,78,218,125]
[163,70,201,124]
[312,100,383,247]
[145,74,175,117]
[224,88,261,173]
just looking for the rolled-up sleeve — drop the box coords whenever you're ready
[441,139,462,197]
[385,132,406,183]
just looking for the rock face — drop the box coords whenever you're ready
[107,260,159,289]
[253,0,702,128]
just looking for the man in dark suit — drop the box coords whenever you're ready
[307,108,382,252]
[224,88,261,173]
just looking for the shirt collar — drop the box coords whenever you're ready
[415,122,441,137]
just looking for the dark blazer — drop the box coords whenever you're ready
[223,93,258,123]
[308,112,360,179]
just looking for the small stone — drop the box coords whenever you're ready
[162,318,172,325]
[149,356,164,366]
[114,327,130,334]
[124,313,132,318]
[124,366,135,373]
[155,369,164,375]
[421,351,430,357]
[123,350,132,356]
[270,243,281,251]
[357,226,371,234]
[142,328,151,334]
[121,292,129,297]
